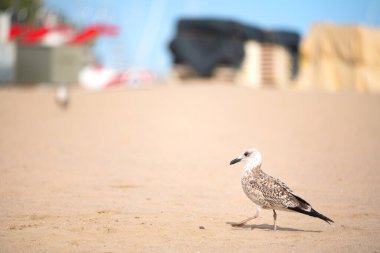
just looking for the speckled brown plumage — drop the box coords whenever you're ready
[230,148,334,230]
[241,167,300,210]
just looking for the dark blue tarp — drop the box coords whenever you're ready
[169,18,300,77]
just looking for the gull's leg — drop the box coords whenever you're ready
[230,206,261,227]
[273,209,277,231]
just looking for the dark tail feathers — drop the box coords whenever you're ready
[288,206,334,224]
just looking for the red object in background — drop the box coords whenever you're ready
[9,23,118,45]
[23,25,72,44]
[69,24,119,45]
[9,25,51,43]
[23,27,50,43]
[9,24,24,41]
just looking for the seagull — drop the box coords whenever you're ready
[55,85,69,109]
[229,148,333,230]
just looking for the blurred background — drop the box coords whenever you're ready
[1,0,380,91]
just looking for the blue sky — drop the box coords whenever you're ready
[44,0,380,76]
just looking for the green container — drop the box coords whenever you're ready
[16,45,87,84]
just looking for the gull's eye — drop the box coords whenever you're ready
[244,151,250,157]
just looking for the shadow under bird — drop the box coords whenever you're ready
[229,148,333,230]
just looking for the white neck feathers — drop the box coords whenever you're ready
[243,158,261,173]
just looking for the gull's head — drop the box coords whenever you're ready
[230,148,262,168]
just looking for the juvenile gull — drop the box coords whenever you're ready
[229,148,333,230]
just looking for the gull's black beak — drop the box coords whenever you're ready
[230,158,242,165]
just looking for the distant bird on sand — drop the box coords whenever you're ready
[229,148,333,230]
[55,85,69,109]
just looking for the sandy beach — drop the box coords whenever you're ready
[0,84,379,252]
